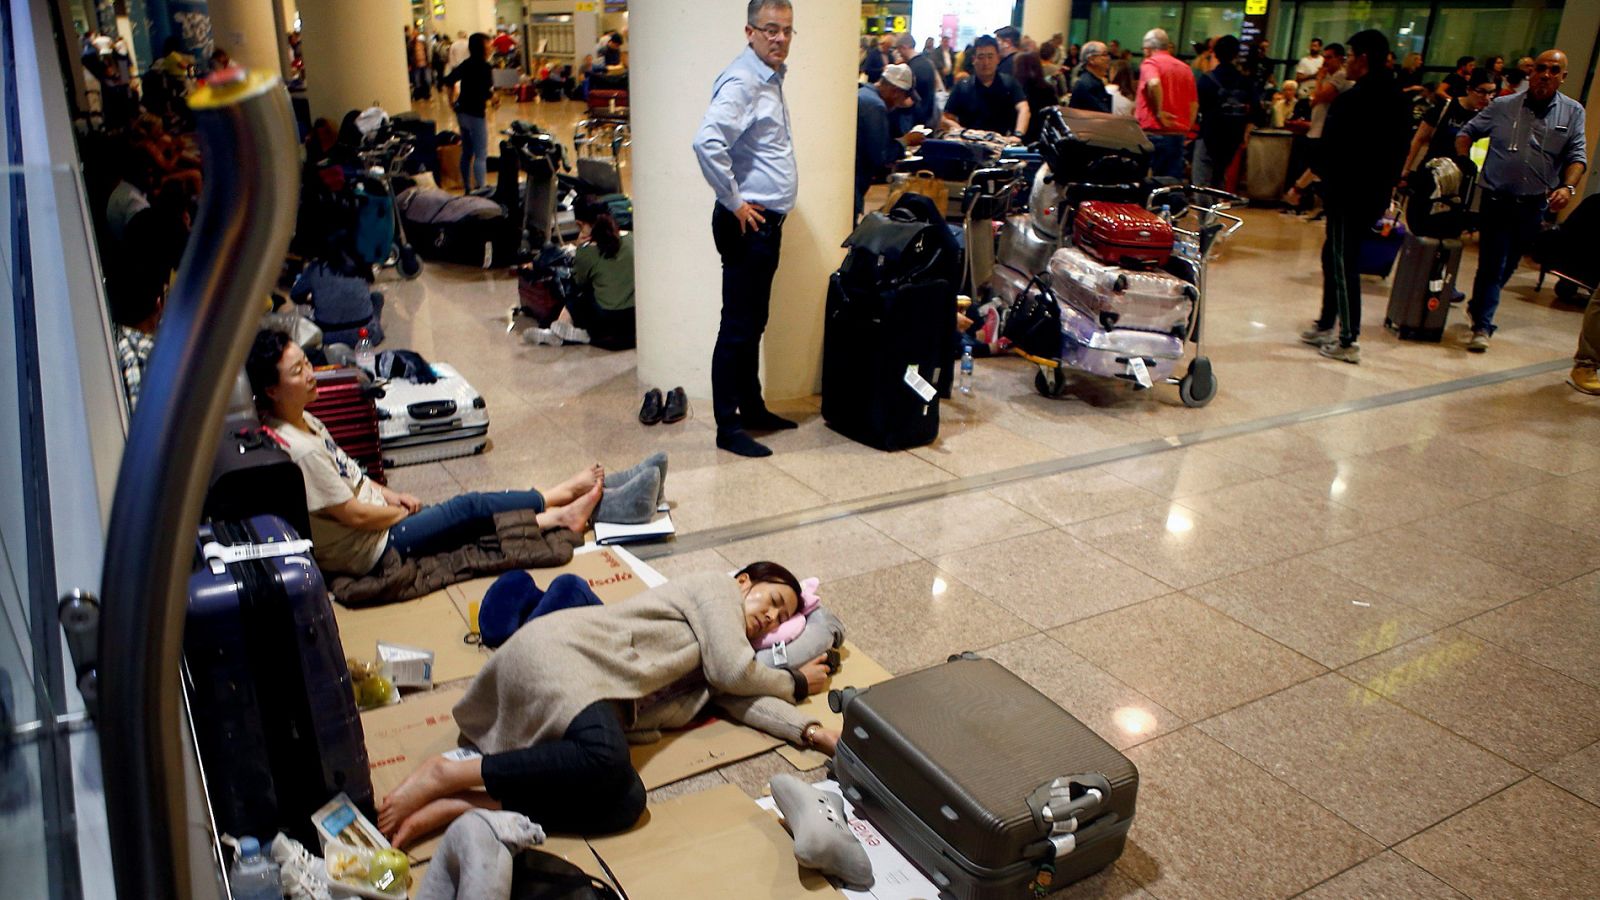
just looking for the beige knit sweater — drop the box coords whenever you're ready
[453,571,817,753]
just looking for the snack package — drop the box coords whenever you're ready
[376,641,436,690]
[324,840,410,897]
[348,658,400,710]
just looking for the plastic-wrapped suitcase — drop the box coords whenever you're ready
[185,515,373,846]
[1048,245,1196,335]
[377,361,490,467]
[306,366,385,483]
[821,273,952,451]
[1058,300,1186,384]
[1385,234,1462,342]
[1072,201,1173,267]
[830,654,1138,899]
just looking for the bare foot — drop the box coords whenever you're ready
[545,463,604,506]
[391,791,499,849]
[542,479,602,533]
[378,755,455,840]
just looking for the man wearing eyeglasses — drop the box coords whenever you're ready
[1455,49,1587,353]
[693,0,800,458]
[1068,41,1112,113]
[1402,69,1494,176]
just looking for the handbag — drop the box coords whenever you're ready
[884,168,948,213]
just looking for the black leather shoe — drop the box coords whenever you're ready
[638,388,664,425]
[662,387,688,424]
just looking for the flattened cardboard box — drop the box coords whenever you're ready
[334,588,487,684]
[778,642,894,770]
[445,545,651,630]
[589,784,842,900]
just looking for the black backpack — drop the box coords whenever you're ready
[510,848,622,899]
[839,209,954,289]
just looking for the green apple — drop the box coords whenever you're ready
[367,848,409,894]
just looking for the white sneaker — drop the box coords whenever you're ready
[272,833,333,900]
[522,327,563,346]
[550,319,591,344]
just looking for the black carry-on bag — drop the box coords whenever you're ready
[830,654,1138,899]
[185,514,374,846]
[821,210,957,451]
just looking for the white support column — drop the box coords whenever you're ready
[630,0,858,401]
[207,0,284,77]
[296,0,411,120]
[1021,0,1071,47]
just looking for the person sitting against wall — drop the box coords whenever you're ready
[245,329,632,577]
[523,196,636,349]
[374,562,841,847]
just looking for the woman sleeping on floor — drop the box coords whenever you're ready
[377,561,842,847]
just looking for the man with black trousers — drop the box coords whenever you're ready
[1299,30,1410,364]
[693,0,800,458]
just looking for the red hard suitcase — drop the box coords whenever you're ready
[1072,201,1173,268]
[305,366,385,483]
[830,654,1138,898]
[587,88,628,113]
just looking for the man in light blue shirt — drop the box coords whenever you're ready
[693,0,799,458]
[1454,49,1587,352]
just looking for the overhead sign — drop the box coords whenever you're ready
[893,15,908,32]
[1245,0,1269,14]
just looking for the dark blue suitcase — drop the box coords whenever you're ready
[185,515,373,846]
[912,139,990,182]
[1359,221,1406,279]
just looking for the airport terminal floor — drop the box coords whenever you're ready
[360,91,1600,899]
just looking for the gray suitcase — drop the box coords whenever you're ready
[1385,233,1462,342]
[1048,245,1196,336]
[830,654,1137,899]
[1058,300,1185,385]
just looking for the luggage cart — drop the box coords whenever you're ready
[356,127,423,279]
[1014,184,1242,408]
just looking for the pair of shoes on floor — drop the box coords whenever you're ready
[639,387,687,425]
[522,319,591,346]
[1567,366,1600,395]
[1299,323,1337,347]
[272,833,333,900]
[1467,330,1492,353]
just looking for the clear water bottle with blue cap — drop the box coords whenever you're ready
[959,345,974,395]
[228,836,281,900]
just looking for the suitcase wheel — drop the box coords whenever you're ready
[1035,367,1068,398]
[1179,357,1217,408]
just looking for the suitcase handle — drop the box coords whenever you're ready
[1027,774,1114,846]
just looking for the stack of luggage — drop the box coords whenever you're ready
[1386,157,1472,341]
[1033,201,1194,385]
[822,197,960,451]
[375,360,491,468]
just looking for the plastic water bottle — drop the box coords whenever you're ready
[228,836,281,900]
[959,346,974,395]
[354,327,375,376]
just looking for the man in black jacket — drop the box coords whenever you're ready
[1299,29,1410,364]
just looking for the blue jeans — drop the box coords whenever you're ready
[386,489,545,560]
[457,113,489,191]
[477,572,603,647]
[1148,133,1186,180]
[1467,191,1547,335]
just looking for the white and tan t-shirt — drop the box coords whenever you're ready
[268,412,389,575]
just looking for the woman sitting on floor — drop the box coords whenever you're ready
[376,562,841,847]
[246,328,615,577]
[524,196,635,350]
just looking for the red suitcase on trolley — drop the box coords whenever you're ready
[586,88,628,114]
[305,366,385,483]
[1072,201,1173,268]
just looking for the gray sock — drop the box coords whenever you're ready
[414,809,544,900]
[595,466,662,525]
[770,774,874,889]
[603,452,668,508]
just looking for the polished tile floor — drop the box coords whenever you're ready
[384,93,1600,898]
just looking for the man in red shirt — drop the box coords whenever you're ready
[1135,28,1197,178]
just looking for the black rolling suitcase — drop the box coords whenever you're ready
[1385,233,1462,342]
[204,425,313,540]
[185,515,374,846]
[821,210,958,451]
[830,654,1138,899]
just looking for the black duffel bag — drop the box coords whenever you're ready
[839,208,954,289]
[1037,106,1153,185]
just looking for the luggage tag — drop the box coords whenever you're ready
[201,537,315,574]
[1127,357,1153,389]
[903,365,937,402]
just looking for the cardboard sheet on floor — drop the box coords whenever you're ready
[631,717,784,790]
[360,685,470,863]
[757,780,940,900]
[334,588,486,685]
[777,642,895,771]
[445,545,655,635]
[588,784,842,900]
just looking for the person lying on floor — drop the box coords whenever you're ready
[376,562,841,847]
[246,329,668,577]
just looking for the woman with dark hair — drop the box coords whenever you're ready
[1482,54,1505,92]
[1013,52,1057,143]
[525,196,636,349]
[1109,59,1138,117]
[375,561,840,846]
[444,33,494,191]
[244,329,613,577]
